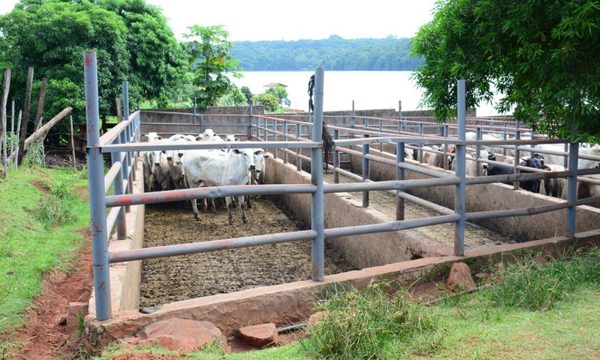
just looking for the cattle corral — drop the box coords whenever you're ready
[82,59,600,346]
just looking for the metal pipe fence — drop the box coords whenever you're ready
[84,51,599,321]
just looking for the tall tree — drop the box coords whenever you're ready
[411,0,600,143]
[183,25,241,110]
[98,0,188,107]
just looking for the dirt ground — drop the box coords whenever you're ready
[140,198,355,307]
[7,230,93,360]
[324,172,510,249]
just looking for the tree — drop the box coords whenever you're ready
[240,86,253,105]
[0,0,129,140]
[183,25,241,110]
[266,85,291,108]
[217,85,247,106]
[0,0,188,144]
[99,0,188,107]
[411,0,600,143]
[254,93,279,112]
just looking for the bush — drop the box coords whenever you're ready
[35,175,76,227]
[486,249,600,311]
[301,283,443,359]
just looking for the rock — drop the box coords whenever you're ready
[66,302,88,333]
[237,323,278,348]
[446,262,476,292]
[307,311,327,327]
[137,318,227,352]
[475,272,490,280]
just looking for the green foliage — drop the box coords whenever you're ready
[254,92,280,112]
[266,85,291,108]
[412,0,600,142]
[486,249,600,311]
[301,283,443,359]
[240,86,253,105]
[217,85,248,106]
[22,141,44,167]
[0,168,89,341]
[35,175,77,228]
[183,25,241,110]
[232,35,423,71]
[0,0,187,145]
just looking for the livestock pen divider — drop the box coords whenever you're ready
[84,50,600,321]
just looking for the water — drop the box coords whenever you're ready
[232,71,504,116]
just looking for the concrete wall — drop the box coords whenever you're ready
[347,147,600,242]
[140,106,264,137]
[265,157,451,269]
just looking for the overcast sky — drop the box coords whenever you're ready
[0,0,437,41]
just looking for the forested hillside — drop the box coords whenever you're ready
[232,35,422,71]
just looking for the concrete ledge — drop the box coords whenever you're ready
[85,229,600,347]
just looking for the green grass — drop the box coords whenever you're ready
[0,167,90,341]
[102,250,600,360]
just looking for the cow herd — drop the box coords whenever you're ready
[412,131,600,202]
[142,129,268,225]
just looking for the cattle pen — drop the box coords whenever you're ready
[81,51,600,343]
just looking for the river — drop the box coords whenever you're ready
[232,71,503,116]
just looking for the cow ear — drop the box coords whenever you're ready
[543,165,551,171]
[235,138,240,141]
[264,153,270,158]
[233,148,242,154]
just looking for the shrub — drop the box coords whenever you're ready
[486,249,600,311]
[301,283,443,359]
[35,175,76,227]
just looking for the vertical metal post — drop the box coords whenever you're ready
[263,117,268,142]
[119,131,131,213]
[567,142,579,237]
[84,51,111,321]
[418,124,424,163]
[193,98,197,125]
[333,129,339,183]
[351,100,356,128]
[443,125,449,170]
[273,120,278,160]
[283,121,288,164]
[111,139,127,240]
[563,143,569,169]
[122,81,129,121]
[454,80,467,257]
[362,134,370,207]
[513,122,521,190]
[396,142,405,220]
[310,67,325,282]
[247,105,253,140]
[296,124,302,171]
[397,100,402,133]
[475,127,482,176]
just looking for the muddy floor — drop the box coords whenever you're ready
[140,198,355,307]
[324,172,510,250]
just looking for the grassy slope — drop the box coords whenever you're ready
[97,286,600,359]
[0,167,89,337]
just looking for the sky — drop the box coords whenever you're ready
[0,0,437,41]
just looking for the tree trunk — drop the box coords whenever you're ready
[115,96,123,121]
[23,107,72,151]
[18,66,34,164]
[1,68,10,175]
[33,78,48,130]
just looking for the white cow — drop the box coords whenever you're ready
[143,132,164,192]
[451,150,490,176]
[224,134,238,142]
[183,148,256,224]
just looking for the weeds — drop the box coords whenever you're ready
[301,282,444,359]
[486,248,600,311]
[35,175,76,227]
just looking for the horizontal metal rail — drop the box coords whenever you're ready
[142,122,248,128]
[332,167,454,215]
[323,177,460,193]
[99,111,138,146]
[334,136,566,147]
[323,214,461,238]
[101,140,321,153]
[466,202,569,221]
[104,161,122,194]
[105,184,317,207]
[109,229,318,263]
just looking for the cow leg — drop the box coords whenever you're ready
[240,196,247,224]
[192,199,200,221]
[226,196,233,225]
[211,199,217,212]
